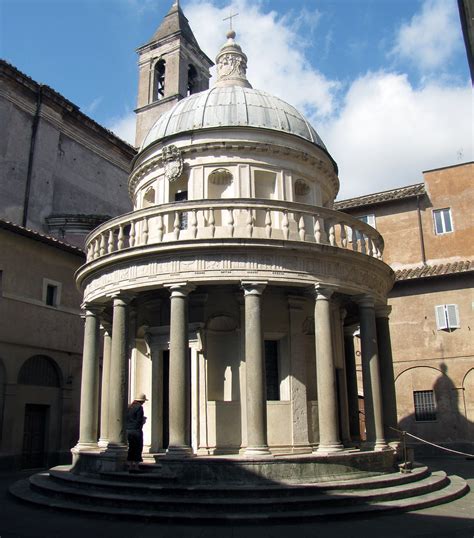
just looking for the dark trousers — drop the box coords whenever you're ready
[127,429,143,462]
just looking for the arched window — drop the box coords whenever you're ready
[187,64,197,96]
[143,186,156,208]
[18,355,61,387]
[154,59,166,101]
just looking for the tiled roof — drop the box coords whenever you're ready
[335,183,425,210]
[0,219,85,257]
[395,260,473,281]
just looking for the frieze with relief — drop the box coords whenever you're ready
[82,250,391,303]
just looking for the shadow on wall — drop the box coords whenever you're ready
[397,362,474,457]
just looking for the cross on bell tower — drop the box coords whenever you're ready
[134,1,214,148]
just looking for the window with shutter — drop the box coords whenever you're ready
[435,304,460,330]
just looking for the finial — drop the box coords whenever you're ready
[215,25,252,89]
[223,11,239,31]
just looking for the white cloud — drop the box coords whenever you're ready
[107,112,136,145]
[83,96,103,115]
[390,0,462,72]
[320,73,473,199]
[185,0,340,118]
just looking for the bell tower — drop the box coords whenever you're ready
[135,0,214,148]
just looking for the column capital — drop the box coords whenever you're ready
[81,304,105,317]
[313,284,335,300]
[165,282,196,298]
[241,281,267,296]
[108,292,135,306]
[100,321,112,334]
[355,294,375,308]
[375,304,392,318]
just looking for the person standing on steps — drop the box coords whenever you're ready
[126,393,148,472]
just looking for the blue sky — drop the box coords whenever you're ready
[1,0,472,198]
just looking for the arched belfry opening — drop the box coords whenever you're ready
[134,0,214,147]
[154,59,166,101]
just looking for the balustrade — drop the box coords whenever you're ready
[84,199,384,263]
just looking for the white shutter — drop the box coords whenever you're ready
[435,305,447,330]
[446,304,460,329]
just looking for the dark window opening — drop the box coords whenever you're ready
[265,340,280,401]
[154,60,166,101]
[174,190,188,229]
[414,390,437,421]
[45,284,57,306]
[187,64,197,96]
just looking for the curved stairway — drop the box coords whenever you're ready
[10,463,469,521]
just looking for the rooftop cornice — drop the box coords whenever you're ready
[335,183,425,211]
[394,260,473,282]
[0,218,85,257]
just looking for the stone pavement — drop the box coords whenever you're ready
[1,457,473,538]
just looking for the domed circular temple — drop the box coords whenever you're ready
[72,27,397,468]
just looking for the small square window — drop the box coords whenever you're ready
[435,304,460,330]
[42,279,61,307]
[414,390,437,421]
[433,208,453,235]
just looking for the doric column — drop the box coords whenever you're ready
[376,305,399,442]
[108,295,131,448]
[165,283,195,457]
[358,296,388,450]
[76,304,103,449]
[335,307,351,446]
[98,322,112,448]
[288,295,310,451]
[314,286,343,453]
[242,281,270,456]
[344,325,361,443]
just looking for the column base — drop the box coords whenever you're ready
[98,438,109,449]
[244,446,272,458]
[315,442,345,454]
[72,442,100,452]
[361,440,390,451]
[166,445,193,458]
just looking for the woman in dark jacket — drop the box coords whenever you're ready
[126,393,147,471]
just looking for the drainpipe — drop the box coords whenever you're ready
[416,194,427,266]
[22,85,43,227]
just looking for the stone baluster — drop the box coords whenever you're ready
[228,207,235,237]
[107,230,114,253]
[99,234,106,256]
[242,281,271,456]
[117,225,124,250]
[142,217,149,245]
[156,214,164,242]
[314,216,322,244]
[209,208,216,237]
[265,209,272,238]
[282,211,289,240]
[173,212,180,240]
[129,221,136,247]
[360,233,367,254]
[340,224,347,248]
[351,227,358,251]
[246,208,253,237]
[191,209,198,238]
[298,215,305,240]
[328,222,336,246]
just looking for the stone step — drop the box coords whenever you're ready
[93,464,430,493]
[46,465,431,500]
[9,474,469,522]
